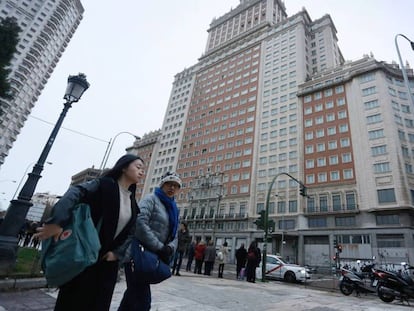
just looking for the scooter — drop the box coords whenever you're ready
[374,263,414,305]
[339,263,377,296]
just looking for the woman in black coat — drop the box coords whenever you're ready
[245,241,261,283]
[35,154,145,311]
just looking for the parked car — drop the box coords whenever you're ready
[256,254,311,283]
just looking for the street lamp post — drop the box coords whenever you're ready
[0,73,89,272]
[395,34,414,106]
[262,172,306,282]
[99,131,140,171]
[12,161,52,200]
[212,193,223,242]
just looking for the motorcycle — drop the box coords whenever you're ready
[374,263,414,305]
[339,263,378,296]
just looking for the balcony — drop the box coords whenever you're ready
[304,204,360,216]
[181,212,249,221]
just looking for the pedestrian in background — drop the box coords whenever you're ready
[246,241,260,283]
[194,240,206,274]
[203,240,216,276]
[235,243,248,280]
[35,154,145,311]
[171,222,191,276]
[217,241,229,278]
[118,171,181,311]
[186,240,196,272]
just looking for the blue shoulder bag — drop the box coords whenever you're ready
[128,237,171,284]
[41,203,101,287]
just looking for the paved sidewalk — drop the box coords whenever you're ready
[1,270,412,311]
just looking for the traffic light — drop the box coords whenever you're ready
[333,239,338,248]
[338,244,343,253]
[299,185,307,197]
[254,210,265,230]
[267,219,275,232]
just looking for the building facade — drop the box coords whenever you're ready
[126,130,161,199]
[27,192,59,222]
[142,0,414,268]
[297,57,414,270]
[0,0,84,166]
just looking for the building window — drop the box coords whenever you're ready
[373,162,390,173]
[307,196,315,212]
[327,127,336,135]
[376,215,399,225]
[330,171,340,181]
[376,234,404,248]
[368,129,384,139]
[342,168,353,179]
[306,174,315,184]
[345,192,356,210]
[317,157,326,167]
[362,86,376,96]
[339,124,348,133]
[320,196,328,212]
[366,114,382,124]
[371,145,387,156]
[364,99,379,110]
[309,217,327,228]
[328,140,337,150]
[317,143,325,152]
[377,188,396,203]
[305,145,314,154]
[288,200,297,213]
[306,159,314,168]
[335,85,344,93]
[340,138,350,147]
[335,216,355,227]
[332,194,341,210]
[318,172,327,182]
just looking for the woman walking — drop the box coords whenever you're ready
[118,171,182,311]
[35,154,145,310]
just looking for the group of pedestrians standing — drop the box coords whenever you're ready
[235,241,261,283]
[191,239,229,277]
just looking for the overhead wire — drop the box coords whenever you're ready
[29,115,109,143]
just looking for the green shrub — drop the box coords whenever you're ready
[12,247,43,278]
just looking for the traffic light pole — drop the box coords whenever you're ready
[262,172,307,282]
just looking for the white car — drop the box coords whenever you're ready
[256,254,311,283]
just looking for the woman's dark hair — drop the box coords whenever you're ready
[103,154,143,180]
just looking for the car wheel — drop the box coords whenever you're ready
[284,271,296,283]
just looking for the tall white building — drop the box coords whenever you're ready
[0,0,84,166]
[142,0,414,267]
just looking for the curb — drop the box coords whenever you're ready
[0,277,47,291]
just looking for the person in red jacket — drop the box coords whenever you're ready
[193,240,206,274]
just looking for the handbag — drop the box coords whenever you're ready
[41,203,101,287]
[129,237,171,284]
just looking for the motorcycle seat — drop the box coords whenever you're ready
[355,272,365,279]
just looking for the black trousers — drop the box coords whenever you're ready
[54,260,119,311]
[118,263,151,311]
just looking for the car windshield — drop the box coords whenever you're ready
[267,256,283,265]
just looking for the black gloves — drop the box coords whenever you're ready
[157,245,172,264]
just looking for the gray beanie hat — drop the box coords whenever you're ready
[159,171,182,188]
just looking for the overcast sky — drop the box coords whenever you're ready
[0,0,413,210]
